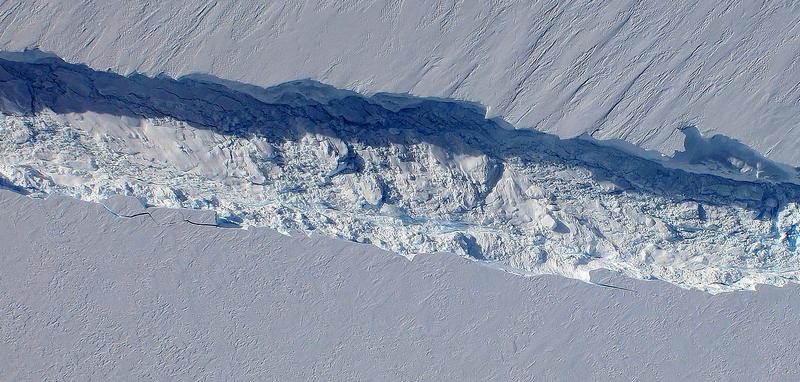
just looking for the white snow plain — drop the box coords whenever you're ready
[3,190,800,380]
[2,53,800,292]
[2,1,800,164]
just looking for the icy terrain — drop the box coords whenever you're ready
[3,1,800,164]
[4,190,800,380]
[2,54,800,292]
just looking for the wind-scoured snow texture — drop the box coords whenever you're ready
[3,1,800,164]
[2,54,800,292]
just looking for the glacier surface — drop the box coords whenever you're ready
[2,53,800,292]
[4,190,800,380]
[3,1,800,164]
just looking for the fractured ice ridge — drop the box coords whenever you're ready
[1,54,800,292]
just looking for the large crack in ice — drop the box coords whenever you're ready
[2,53,800,292]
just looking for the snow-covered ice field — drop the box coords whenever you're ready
[2,190,799,381]
[3,1,800,164]
[3,0,800,378]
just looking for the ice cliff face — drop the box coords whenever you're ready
[2,1,800,165]
[2,54,800,292]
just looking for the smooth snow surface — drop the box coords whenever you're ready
[2,54,800,292]
[3,1,800,164]
[3,190,800,380]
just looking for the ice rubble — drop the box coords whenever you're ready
[2,56,800,292]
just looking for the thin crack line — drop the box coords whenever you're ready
[592,281,637,293]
